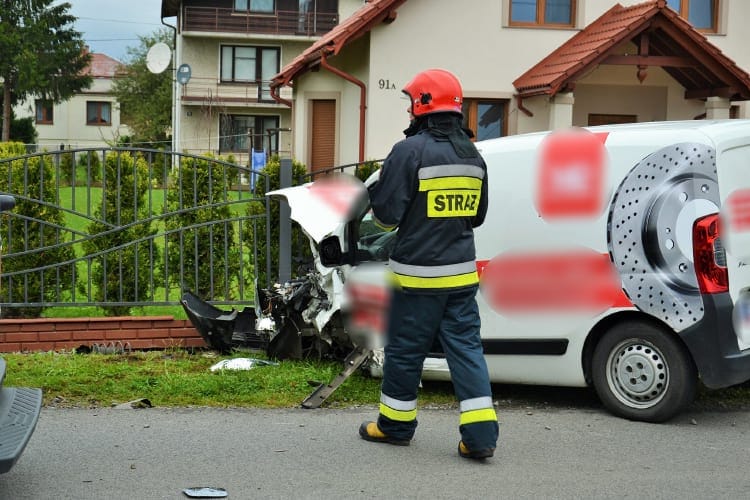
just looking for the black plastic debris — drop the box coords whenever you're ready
[113,398,152,409]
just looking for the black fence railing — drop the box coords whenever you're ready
[0,147,271,317]
[0,148,383,319]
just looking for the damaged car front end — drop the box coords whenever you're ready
[181,173,378,366]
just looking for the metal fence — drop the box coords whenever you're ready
[0,147,273,316]
[0,148,383,318]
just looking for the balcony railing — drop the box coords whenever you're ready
[183,7,339,36]
[180,77,293,106]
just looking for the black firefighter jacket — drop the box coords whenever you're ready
[367,114,489,293]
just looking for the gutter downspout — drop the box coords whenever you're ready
[271,84,293,108]
[320,52,366,163]
[516,94,533,117]
[161,17,178,153]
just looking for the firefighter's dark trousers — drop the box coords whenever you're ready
[377,285,499,451]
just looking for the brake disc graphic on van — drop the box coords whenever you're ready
[607,142,720,331]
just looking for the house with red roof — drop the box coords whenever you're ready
[14,50,130,150]
[162,0,750,172]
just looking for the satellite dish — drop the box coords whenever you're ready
[146,42,171,74]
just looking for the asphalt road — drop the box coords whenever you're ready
[1,398,749,500]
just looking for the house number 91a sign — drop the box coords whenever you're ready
[378,79,396,90]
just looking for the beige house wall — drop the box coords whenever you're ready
[169,0,750,169]
[291,35,370,167]
[15,76,127,151]
[171,0,366,165]
[175,36,300,160]
[311,0,750,166]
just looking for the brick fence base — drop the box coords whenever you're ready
[0,316,208,353]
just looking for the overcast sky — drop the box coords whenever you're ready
[58,0,175,62]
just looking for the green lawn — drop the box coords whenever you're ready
[42,183,258,319]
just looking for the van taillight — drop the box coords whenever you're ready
[693,213,728,294]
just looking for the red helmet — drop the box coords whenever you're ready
[402,68,463,117]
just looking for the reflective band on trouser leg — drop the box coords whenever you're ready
[459,396,497,426]
[379,393,417,422]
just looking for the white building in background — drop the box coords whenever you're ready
[15,51,130,151]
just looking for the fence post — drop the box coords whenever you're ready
[278,158,292,283]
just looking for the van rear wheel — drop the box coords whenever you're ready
[591,320,697,422]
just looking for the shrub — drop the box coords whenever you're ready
[162,154,241,299]
[59,152,75,186]
[244,156,310,288]
[9,117,37,146]
[0,143,77,318]
[354,159,381,182]
[81,151,160,316]
[77,151,102,185]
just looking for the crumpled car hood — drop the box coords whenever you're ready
[267,174,367,243]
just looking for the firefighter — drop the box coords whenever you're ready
[359,68,499,459]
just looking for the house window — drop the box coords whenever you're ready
[220,114,280,153]
[510,0,575,27]
[35,100,53,124]
[462,99,508,141]
[234,0,275,13]
[86,101,111,125]
[588,114,637,127]
[666,0,717,31]
[220,45,280,101]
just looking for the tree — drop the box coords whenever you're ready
[81,151,159,316]
[9,116,37,146]
[0,143,77,318]
[112,29,173,148]
[163,154,241,299]
[0,0,92,141]
[244,156,310,289]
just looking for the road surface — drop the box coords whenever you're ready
[1,401,748,499]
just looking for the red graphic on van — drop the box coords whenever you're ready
[725,188,750,232]
[477,249,630,314]
[536,129,609,220]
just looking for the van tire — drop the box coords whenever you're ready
[591,320,697,422]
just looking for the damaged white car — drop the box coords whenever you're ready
[181,173,384,406]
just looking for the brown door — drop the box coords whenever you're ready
[310,99,336,175]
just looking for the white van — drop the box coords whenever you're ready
[283,119,748,423]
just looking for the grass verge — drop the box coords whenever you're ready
[2,350,457,409]
[3,349,749,411]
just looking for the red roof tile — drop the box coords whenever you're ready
[84,53,124,78]
[271,0,407,89]
[514,0,750,100]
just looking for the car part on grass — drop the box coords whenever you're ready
[608,142,720,331]
[113,398,153,409]
[209,358,279,372]
[75,341,133,355]
[301,346,372,408]
[181,291,265,355]
[183,487,228,498]
[591,320,697,422]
